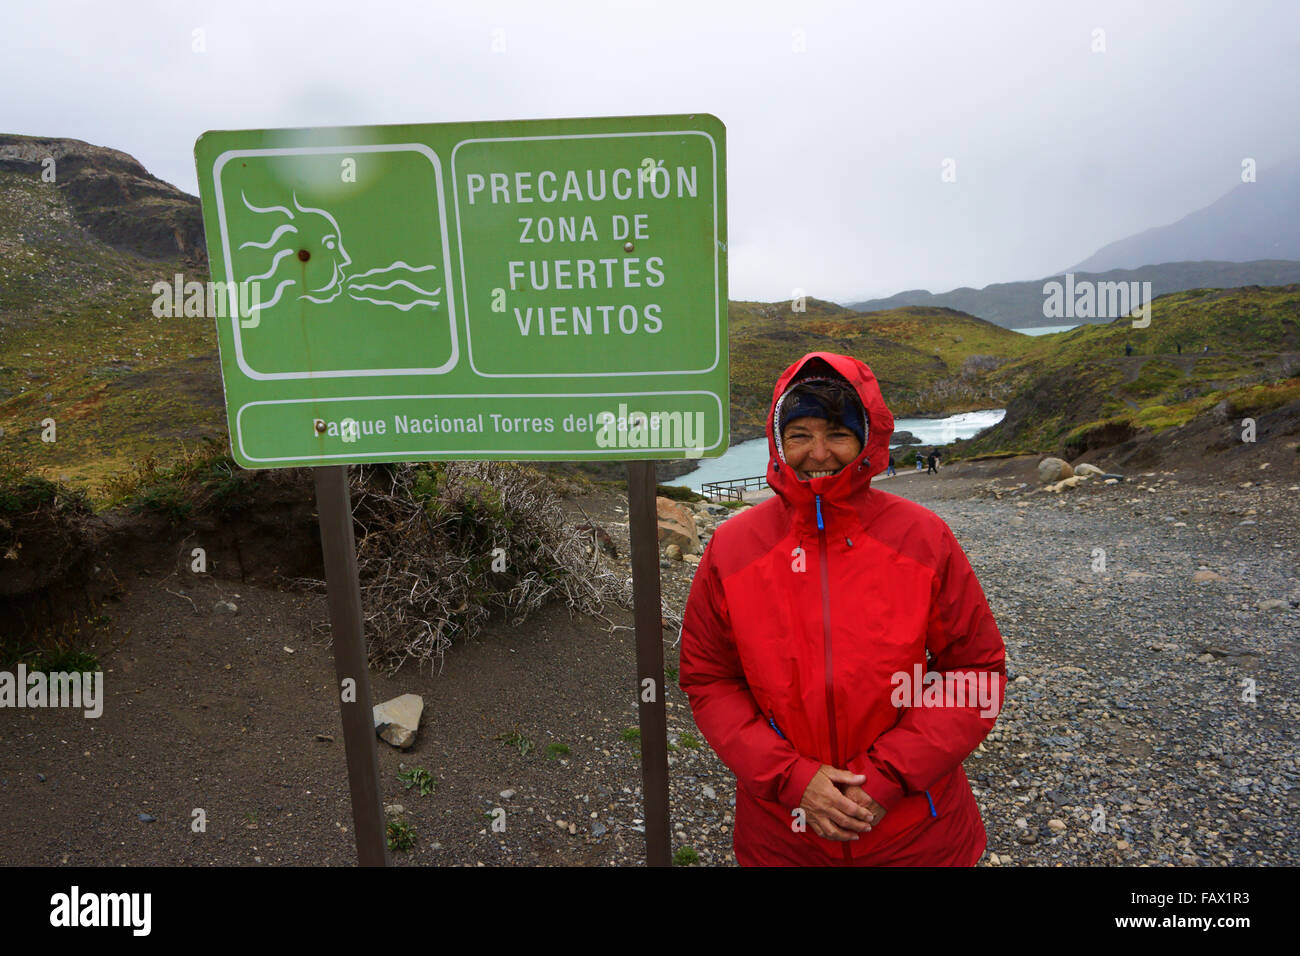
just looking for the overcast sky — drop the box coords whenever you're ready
[4,0,1299,303]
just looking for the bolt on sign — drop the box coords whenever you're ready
[193,114,728,468]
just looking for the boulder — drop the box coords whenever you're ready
[1038,457,1074,483]
[656,496,700,554]
[373,693,424,750]
[1073,463,1105,477]
[665,543,683,561]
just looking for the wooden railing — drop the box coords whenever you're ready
[700,474,767,502]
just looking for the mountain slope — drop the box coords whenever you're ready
[0,134,204,265]
[1068,157,1300,273]
[0,136,221,490]
[847,260,1300,330]
[947,285,1300,461]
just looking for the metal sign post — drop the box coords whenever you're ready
[312,465,389,865]
[627,460,670,866]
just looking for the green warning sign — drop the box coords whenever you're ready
[193,114,727,469]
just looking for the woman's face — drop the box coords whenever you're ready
[782,416,863,481]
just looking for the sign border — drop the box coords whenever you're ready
[450,129,722,378]
[211,143,460,381]
[234,390,726,463]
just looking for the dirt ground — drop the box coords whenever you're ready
[1,439,1296,867]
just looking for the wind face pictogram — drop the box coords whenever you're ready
[207,142,459,383]
[236,191,442,326]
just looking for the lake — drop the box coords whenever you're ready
[676,408,1006,491]
[1017,324,1078,336]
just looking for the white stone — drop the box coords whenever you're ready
[373,693,424,750]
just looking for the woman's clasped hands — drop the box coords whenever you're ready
[798,765,888,841]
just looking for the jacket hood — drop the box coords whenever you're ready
[765,352,895,517]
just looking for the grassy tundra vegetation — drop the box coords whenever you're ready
[2,270,1297,501]
[950,284,1300,459]
[2,135,1297,496]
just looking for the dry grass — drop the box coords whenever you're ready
[298,460,653,675]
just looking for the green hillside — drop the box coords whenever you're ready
[0,167,219,493]
[727,297,1035,438]
[3,136,1298,502]
[949,285,1300,458]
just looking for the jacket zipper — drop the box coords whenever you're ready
[814,495,838,766]
[815,494,853,862]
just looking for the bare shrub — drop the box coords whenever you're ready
[299,461,646,674]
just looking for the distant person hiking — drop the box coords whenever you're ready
[927,450,938,474]
[1176,342,1182,355]
[915,451,924,472]
[886,453,896,477]
[1124,343,1133,356]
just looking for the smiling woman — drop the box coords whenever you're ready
[774,370,868,482]
[778,381,866,481]
[678,351,1007,868]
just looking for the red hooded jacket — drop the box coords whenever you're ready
[678,352,1006,866]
